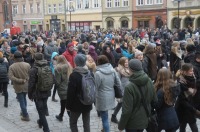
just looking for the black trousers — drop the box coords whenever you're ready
[59,100,67,117]
[179,122,198,132]
[0,82,8,103]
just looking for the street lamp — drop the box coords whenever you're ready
[64,0,67,32]
[66,1,75,32]
[175,0,183,29]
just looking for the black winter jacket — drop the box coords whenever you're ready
[28,60,51,100]
[0,58,9,83]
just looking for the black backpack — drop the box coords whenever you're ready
[0,62,8,79]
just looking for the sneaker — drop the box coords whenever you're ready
[111,114,118,124]
[55,115,63,121]
[21,116,30,121]
[37,119,42,128]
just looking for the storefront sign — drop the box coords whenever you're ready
[30,21,42,25]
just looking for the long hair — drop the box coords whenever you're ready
[56,55,72,79]
[154,68,175,105]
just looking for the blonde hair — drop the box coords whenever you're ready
[171,41,180,54]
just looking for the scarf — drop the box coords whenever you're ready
[116,64,130,77]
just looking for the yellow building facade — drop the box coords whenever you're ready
[44,0,102,32]
[167,0,200,29]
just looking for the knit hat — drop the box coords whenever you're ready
[34,53,44,60]
[10,47,17,54]
[0,52,3,58]
[14,51,22,58]
[128,59,143,71]
[135,50,143,58]
[67,43,74,48]
[74,54,87,67]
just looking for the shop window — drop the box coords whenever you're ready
[23,25,28,32]
[184,17,194,28]
[138,21,149,28]
[31,25,37,31]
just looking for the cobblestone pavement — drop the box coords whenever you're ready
[0,84,199,132]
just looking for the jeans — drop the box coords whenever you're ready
[70,111,90,132]
[59,99,67,117]
[35,98,50,132]
[179,122,198,132]
[125,129,144,132]
[17,92,28,117]
[113,102,122,116]
[99,111,109,132]
[0,83,8,103]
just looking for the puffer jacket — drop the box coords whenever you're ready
[28,60,51,100]
[55,64,69,100]
[118,71,157,130]
[44,42,58,61]
[9,61,31,93]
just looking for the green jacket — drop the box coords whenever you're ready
[118,71,157,130]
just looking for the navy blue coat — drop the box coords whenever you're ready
[155,84,180,130]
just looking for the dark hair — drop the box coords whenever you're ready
[97,55,109,65]
[181,63,193,72]
[195,52,200,59]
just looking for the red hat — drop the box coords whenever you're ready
[67,43,74,48]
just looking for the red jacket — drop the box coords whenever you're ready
[62,50,77,68]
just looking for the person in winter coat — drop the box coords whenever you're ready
[66,54,92,132]
[86,55,96,73]
[44,40,58,62]
[118,59,157,131]
[55,55,72,121]
[58,42,66,55]
[154,68,180,132]
[28,53,51,132]
[121,42,133,60]
[111,57,130,124]
[95,55,121,132]
[23,45,34,67]
[0,52,9,107]
[88,45,98,63]
[184,44,196,64]
[50,52,59,102]
[62,43,77,68]
[9,51,31,121]
[175,63,200,132]
[170,41,182,76]
[143,44,158,81]
[101,45,116,68]
[77,44,86,54]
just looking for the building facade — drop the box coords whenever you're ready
[102,0,132,29]
[44,0,102,32]
[0,0,12,32]
[11,0,44,32]
[132,0,167,29]
[167,0,200,30]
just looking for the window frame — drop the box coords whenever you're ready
[93,0,99,8]
[53,4,57,13]
[114,0,120,7]
[30,3,33,14]
[22,4,26,14]
[106,0,112,8]
[146,0,153,5]
[137,0,144,6]
[37,3,40,13]
[155,0,163,4]
[13,5,18,14]
[48,4,51,14]
[122,0,129,7]
[58,3,63,13]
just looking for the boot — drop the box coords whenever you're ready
[67,111,71,117]
[55,115,63,121]
[4,98,8,108]
[52,97,58,102]
[21,115,30,121]
[111,114,118,124]
[37,119,42,128]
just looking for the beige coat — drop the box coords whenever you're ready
[9,62,31,93]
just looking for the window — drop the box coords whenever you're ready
[77,0,82,9]
[93,0,99,8]
[48,5,51,14]
[59,4,63,13]
[137,0,144,5]
[37,3,40,13]
[107,20,114,29]
[106,0,112,8]
[138,21,149,28]
[12,5,18,14]
[155,0,163,4]
[30,4,33,13]
[53,4,56,13]
[85,0,89,8]
[114,0,120,7]
[146,0,153,5]
[31,25,37,32]
[121,20,128,28]
[22,4,26,14]
[123,0,128,6]
[23,25,28,32]
[3,2,9,22]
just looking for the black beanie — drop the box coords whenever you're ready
[34,53,44,60]
[128,59,143,71]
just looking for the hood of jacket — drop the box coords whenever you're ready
[51,52,58,61]
[34,60,48,67]
[49,41,55,47]
[73,66,88,74]
[129,71,149,86]
[96,63,115,75]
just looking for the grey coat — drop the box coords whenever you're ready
[95,63,121,111]
[44,42,59,61]
[116,72,130,95]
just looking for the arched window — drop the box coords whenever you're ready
[3,1,9,24]
[155,16,163,29]
[184,17,194,28]
[172,17,180,29]
[197,17,200,28]
[107,20,114,29]
[121,20,128,28]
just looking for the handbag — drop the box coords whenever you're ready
[113,71,123,98]
[138,86,158,132]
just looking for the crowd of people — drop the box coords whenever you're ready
[0,27,200,132]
